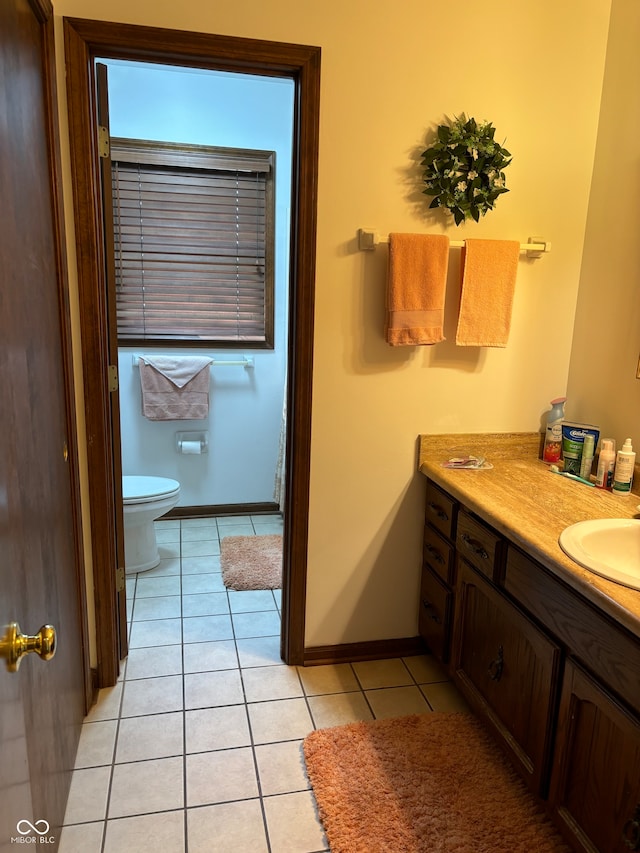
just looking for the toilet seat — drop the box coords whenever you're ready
[123,475,180,504]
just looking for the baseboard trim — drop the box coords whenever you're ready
[303,636,427,667]
[166,501,280,519]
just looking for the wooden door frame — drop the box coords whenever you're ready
[63,18,319,685]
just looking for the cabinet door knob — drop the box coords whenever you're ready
[487,644,504,682]
[623,805,640,850]
[427,502,448,522]
[425,544,445,565]
[421,599,441,624]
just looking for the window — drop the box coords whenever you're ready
[110,138,275,347]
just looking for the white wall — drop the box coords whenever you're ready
[567,0,640,448]
[107,63,293,506]
[55,0,613,650]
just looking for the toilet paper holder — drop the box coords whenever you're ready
[176,431,209,454]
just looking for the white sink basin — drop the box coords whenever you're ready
[559,518,640,591]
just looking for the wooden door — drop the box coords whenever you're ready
[0,0,87,846]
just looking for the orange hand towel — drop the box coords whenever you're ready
[386,233,450,346]
[455,239,520,347]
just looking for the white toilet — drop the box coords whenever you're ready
[122,475,181,574]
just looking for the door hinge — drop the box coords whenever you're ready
[98,126,110,159]
[108,364,119,392]
[116,567,125,592]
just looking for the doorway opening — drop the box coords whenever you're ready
[64,18,320,686]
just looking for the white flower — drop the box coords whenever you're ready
[456,181,467,192]
[468,170,478,180]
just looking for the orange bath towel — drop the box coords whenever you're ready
[455,239,520,347]
[386,233,450,346]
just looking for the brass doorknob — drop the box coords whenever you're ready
[0,622,56,672]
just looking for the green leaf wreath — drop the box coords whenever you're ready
[421,115,512,226]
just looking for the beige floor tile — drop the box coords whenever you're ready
[365,685,432,719]
[182,539,220,557]
[186,747,258,806]
[120,674,184,717]
[135,575,181,599]
[248,698,314,744]
[297,663,359,696]
[255,740,310,796]
[182,613,233,643]
[128,618,182,649]
[263,790,327,853]
[125,644,183,680]
[181,556,223,577]
[187,799,268,853]
[103,811,184,853]
[402,653,450,684]
[108,756,183,818]
[115,712,183,763]
[183,639,239,673]
[421,680,471,712]
[232,610,281,639]
[84,683,123,722]
[236,636,282,668]
[307,691,374,729]
[74,720,118,769]
[133,594,181,621]
[184,668,244,709]
[242,665,303,702]
[185,705,251,753]
[228,590,278,613]
[352,658,414,689]
[63,766,111,824]
[182,591,229,617]
[58,821,104,853]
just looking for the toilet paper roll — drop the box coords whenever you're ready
[180,440,202,455]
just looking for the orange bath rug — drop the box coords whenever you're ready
[303,712,571,853]
[220,534,282,590]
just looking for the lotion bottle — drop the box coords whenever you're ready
[612,438,636,494]
[595,439,616,490]
[542,397,566,464]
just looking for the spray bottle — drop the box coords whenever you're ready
[543,397,567,464]
[595,439,616,490]
[612,438,636,494]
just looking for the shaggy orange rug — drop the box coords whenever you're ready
[220,534,282,590]
[303,712,571,853]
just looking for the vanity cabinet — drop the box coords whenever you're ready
[419,481,458,663]
[419,477,640,852]
[452,559,561,795]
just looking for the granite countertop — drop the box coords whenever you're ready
[418,432,640,640]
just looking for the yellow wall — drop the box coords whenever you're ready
[54,1,612,651]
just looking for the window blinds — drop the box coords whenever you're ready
[111,140,273,346]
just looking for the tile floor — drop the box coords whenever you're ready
[60,514,468,853]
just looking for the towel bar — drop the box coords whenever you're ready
[357,229,551,258]
[132,354,254,368]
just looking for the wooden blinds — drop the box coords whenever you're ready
[110,139,274,346]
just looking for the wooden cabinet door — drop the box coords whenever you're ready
[418,568,452,663]
[452,560,561,795]
[550,659,640,853]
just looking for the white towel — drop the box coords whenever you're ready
[140,355,213,388]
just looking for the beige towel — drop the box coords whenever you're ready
[139,361,211,420]
[386,233,450,346]
[455,239,520,347]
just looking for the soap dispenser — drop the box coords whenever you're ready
[543,397,566,464]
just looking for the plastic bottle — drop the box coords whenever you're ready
[595,439,616,490]
[542,397,566,464]
[612,438,636,494]
[579,433,595,480]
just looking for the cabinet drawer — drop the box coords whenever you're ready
[452,561,561,795]
[504,545,640,712]
[425,480,458,541]
[423,524,455,585]
[418,567,452,664]
[456,510,504,582]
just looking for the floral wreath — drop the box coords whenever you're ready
[421,115,512,226]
